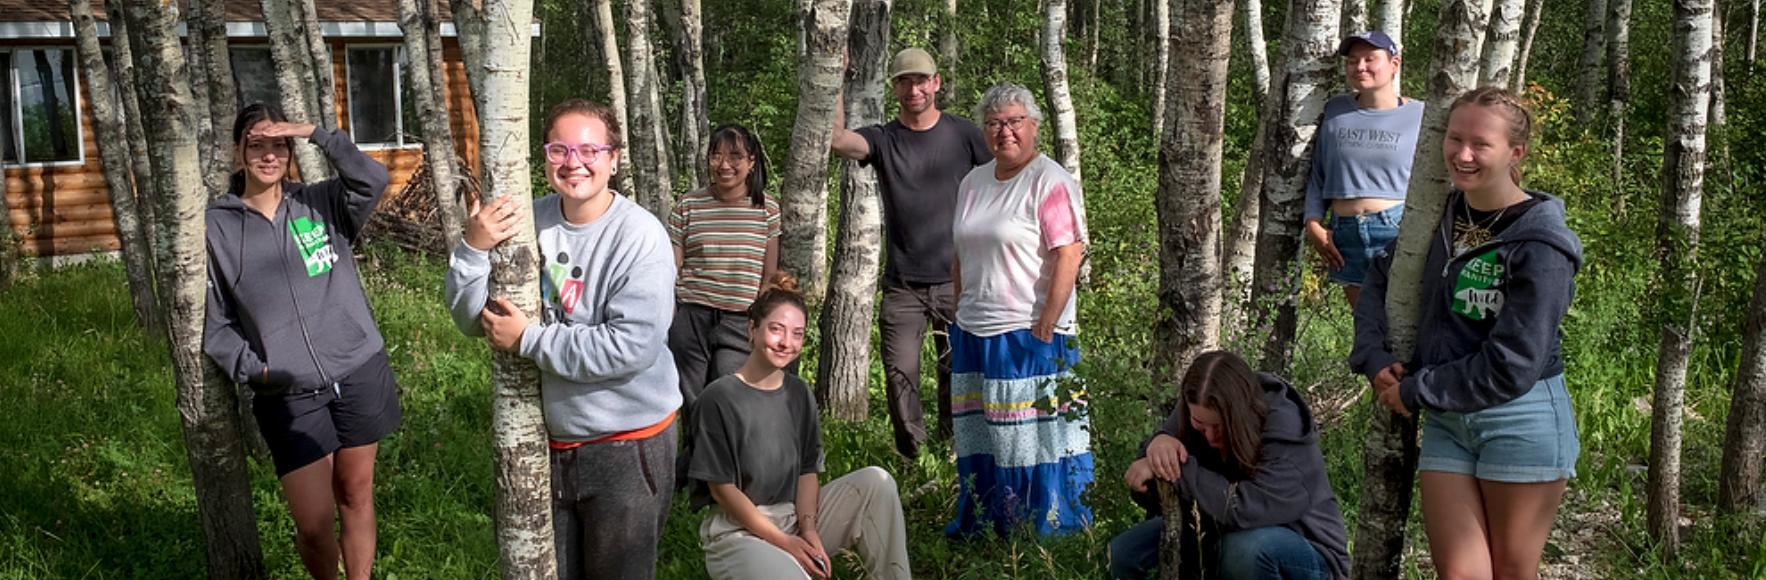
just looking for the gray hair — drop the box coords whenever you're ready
[975,83,1044,124]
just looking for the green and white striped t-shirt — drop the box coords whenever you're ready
[667,190,780,312]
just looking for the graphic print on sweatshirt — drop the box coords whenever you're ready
[289,216,337,277]
[541,251,587,322]
[1452,249,1505,321]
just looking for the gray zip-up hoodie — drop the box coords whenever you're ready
[1349,190,1584,413]
[1133,373,1351,579]
[443,194,681,441]
[203,128,391,390]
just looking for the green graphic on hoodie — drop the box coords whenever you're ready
[1452,249,1505,321]
[288,216,337,277]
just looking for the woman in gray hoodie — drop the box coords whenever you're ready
[203,103,399,579]
[1109,350,1349,579]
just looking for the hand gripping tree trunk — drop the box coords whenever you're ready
[1512,0,1546,91]
[1575,0,1607,126]
[676,0,709,190]
[589,0,639,197]
[399,0,467,250]
[1041,0,1083,180]
[780,0,852,299]
[818,0,891,422]
[1150,0,1171,139]
[1248,0,1338,372]
[1354,1,1492,577]
[1648,0,1712,558]
[1479,0,1524,87]
[453,0,555,576]
[1154,0,1231,385]
[120,2,266,577]
[625,0,674,217]
[1607,0,1632,190]
[71,0,160,333]
[1222,0,1273,342]
[260,0,332,179]
[1720,251,1766,514]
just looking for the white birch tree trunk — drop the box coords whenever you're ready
[296,0,337,131]
[1720,251,1766,514]
[590,0,639,197]
[1042,0,1084,180]
[1576,0,1608,125]
[1245,0,1272,100]
[1751,0,1760,68]
[677,0,709,190]
[399,0,466,251]
[1608,0,1632,189]
[780,0,851,299]
[1480,0,1524,86]
[188,0,237,199]
[817,0,891,422]
[1354,1,1493,577]
[1151,0,1171,139]
[105,2,162,309]
[260,0,331,179]
[1344,0,1370,36]
[1712,0,1727,127]
[1512,0,1546,91]
[941,0,962,111]
[1378,0,1404,87]
[625,0,674,217]
[1221,0,1273,339]
[1248,0,1339,371]
[452,0,555,575]
[120,2,266,577]
[1649,0,1713,558]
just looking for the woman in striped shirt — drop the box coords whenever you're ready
[668,123,782,412]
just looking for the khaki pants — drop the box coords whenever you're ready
[700,466,911,579]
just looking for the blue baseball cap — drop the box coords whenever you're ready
[1338,31,1399,56]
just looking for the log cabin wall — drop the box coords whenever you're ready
[1,36,480,258]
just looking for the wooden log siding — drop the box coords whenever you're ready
[2,37,481,257]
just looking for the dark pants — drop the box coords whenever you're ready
[1108,518,1329,580]
[879,282,956,458]
[668,302,751,410]
[551,422,678,580]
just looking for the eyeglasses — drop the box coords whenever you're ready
[983,116,1031,133]
[709,152,750,166]
[544,142,617,164]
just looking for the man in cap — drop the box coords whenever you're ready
[831,47,991,460]
[1303,30,1424,307]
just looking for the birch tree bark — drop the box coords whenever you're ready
[1378,0,1404,87]
[1720,251,1766,514]
[780,0,851,299]
[1344,0,1370,36]
[72,0,160,338]
[1512,0,1545,91]
[1354,0,1492,577]
[625,0,674,216]
[676,0,709,190]
[398,0,466,250]
[1222,0,1273,336]
[1479,0,1524,86]
[1157,482,1202,580]
[105,2,161,293]
[1649,0,1713,558]
[1248,0,1339,371]
[1576,0,1607,125]
[296,0,338,131]
[120,2,266,577]
[1042,0,1084,180]
[1151,0,1171,139]
[590,0,639,197]
[1712,0,1727,127]
[941,0,961,111]
[260,0,331,179]
[1751,0,1759,68]
[1607,0,1632,188]
[452,0,555,575]
[817,0,891,422]
[187,0,237,199]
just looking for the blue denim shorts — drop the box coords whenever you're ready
[1418,374,1580,483]
[1328,203,1404,286]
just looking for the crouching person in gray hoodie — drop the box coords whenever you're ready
[444,99,681,580]
[1109,351,1350,580]
[203,103,401,579]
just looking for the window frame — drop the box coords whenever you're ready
[1,46,87,169]
[344,43,419,150]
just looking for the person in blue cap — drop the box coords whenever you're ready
[1302,30,1425,308]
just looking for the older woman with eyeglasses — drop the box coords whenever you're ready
[445,98,681,579]
[945,83,1093,538]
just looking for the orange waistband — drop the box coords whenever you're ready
[549,410,677,451]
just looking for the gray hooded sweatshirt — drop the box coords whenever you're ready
[203,128,391,390]
[1349,190,1584,413]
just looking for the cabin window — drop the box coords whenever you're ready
[0,49,82,166]
[346,46,421,147]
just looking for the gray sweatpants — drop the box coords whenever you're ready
[700,466,911,580]
[551,422,677,580]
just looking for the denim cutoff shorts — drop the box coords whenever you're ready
[1329,203,1404,286]
[1418,374,1580,483]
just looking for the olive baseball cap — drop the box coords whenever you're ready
[888,48,937,80]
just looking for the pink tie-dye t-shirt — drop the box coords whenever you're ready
[952,155,1088,337]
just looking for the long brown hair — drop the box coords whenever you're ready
[1177,350,1269,477]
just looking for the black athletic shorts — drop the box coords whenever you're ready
[252,350,403,476]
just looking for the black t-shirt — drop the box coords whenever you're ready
[688,373,824,509]
[856,114,993,285]
[1451,195,1540,257]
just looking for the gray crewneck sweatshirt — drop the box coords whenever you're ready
[1303,94,1427,223]
[444,194,681,441]
[204,128,391,389]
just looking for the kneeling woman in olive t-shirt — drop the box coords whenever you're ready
[688,273,911,580]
